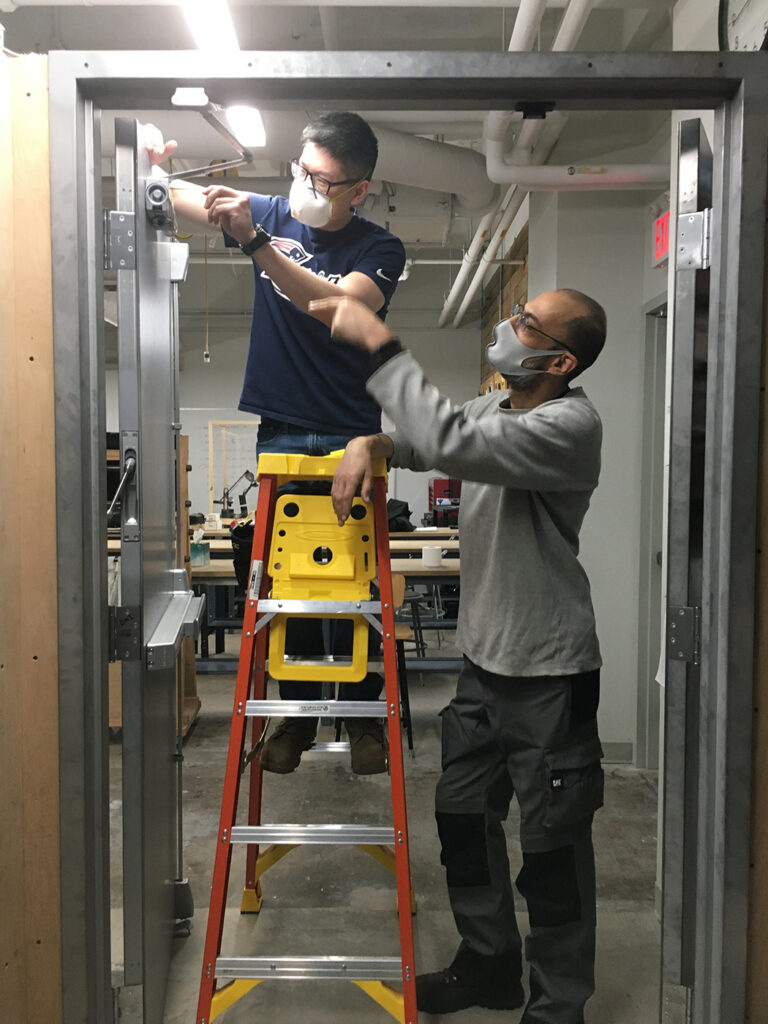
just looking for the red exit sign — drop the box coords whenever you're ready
[653,209,670,267]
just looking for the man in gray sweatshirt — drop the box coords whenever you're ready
[310,287,606,1024]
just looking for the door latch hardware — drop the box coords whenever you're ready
[105,210,136,270]
[145,179,176,232]
[667,605,701,665]
[676,208,712,271]
[109,605,142,662]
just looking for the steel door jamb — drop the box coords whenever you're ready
[694,83,768,1024]
[48,51,768,1024]
[50,86,113,1022]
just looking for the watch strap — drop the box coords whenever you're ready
[240,225,271,256]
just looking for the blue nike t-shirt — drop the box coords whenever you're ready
[226,194,406,435]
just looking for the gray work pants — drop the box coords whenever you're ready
[435,657,603,1024]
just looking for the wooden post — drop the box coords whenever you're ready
[0,54,63,1023]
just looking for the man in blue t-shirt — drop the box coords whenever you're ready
[150,112,405,776]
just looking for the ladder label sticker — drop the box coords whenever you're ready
[248,560,264,599]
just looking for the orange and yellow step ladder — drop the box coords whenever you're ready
[195,451,418,1024]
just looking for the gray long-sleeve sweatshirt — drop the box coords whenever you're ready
[367,349,602,678]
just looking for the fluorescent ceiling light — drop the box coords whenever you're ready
[225,106,266,148]
[180,0,239,53]
[172,87,210,107]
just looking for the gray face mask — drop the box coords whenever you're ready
[486,317,568,377]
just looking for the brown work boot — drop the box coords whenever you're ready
[345,718,388,775]
[260,717,318,774]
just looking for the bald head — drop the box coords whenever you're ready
[557,288,607,377]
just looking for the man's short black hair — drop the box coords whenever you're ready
[560,289,607,378]
[301,111,378,182]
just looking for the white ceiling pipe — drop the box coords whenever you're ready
[451,188,528,327]
[509,0,551,49]
[100,106,496,212]
[484,0,669,187]
[551,0,596,49]
[448,0,548,329]
[437,193,507,327]
[485,0,549,146]
[485,141,669,188]
[438,118,541,326]
[450,114,565,327]
[370,127,497,212]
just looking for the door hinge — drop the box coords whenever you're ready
[104,210,136,270]
[676,208,711,271]
[109,604,142,662]
[667,605,701,665]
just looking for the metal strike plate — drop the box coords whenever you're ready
[105,210,136,269]
[676,208,711,271]
[667,605,701,664]
[109,604,142,662]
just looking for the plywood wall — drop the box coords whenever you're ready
[0,54,63,1023]
[479,223,529,394]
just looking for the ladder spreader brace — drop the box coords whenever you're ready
[195,451,418,1024]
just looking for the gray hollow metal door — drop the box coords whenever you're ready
[661,118,712,1022]
[112,117,200,1024]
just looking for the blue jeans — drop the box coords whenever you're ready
[256,418,383,703]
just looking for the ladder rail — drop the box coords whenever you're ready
[196,473,277,1020]
[196,462,418,1024]
[373,476,418,1021]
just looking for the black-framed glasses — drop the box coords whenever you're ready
[510,302,576,356]
[290,158,360,197]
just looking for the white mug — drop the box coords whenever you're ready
[422,545,442,567]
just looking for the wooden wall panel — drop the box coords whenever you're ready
[0,55,63,1023]
[479,223,529,394]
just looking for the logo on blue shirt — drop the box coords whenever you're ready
[270,236,313,265]
[261,235,342,300]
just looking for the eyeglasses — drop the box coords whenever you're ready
[510,302,576,356]
[290,159,360,197]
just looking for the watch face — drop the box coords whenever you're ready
[720,0,768,50]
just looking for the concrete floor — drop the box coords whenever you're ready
[111,633,661,1023]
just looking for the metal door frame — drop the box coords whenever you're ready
[49,51,768,1023]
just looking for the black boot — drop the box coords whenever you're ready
[416,947,524,1014]
[260,717,318,773]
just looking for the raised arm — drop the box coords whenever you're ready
[147,130,387,317]
[202,186,387,317]
[145,131,216,234]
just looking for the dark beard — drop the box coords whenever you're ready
[503,374,540,393]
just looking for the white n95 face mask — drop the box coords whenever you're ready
[486,317,568,377]
[289,178,334,228]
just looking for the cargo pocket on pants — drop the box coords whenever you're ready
[542,732,604,833]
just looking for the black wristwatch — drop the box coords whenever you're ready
[240,224,272,256]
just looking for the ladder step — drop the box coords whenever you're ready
[306,741,350,754]
[256,599,382,614]
[216,955,404,981]
[230,824,394,845]
[246,700,388,717]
